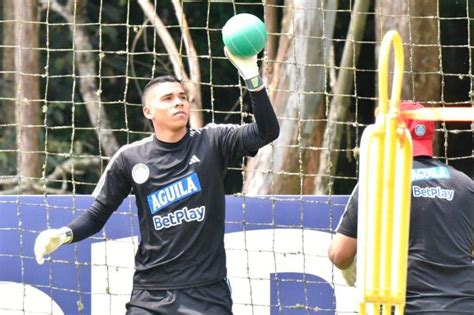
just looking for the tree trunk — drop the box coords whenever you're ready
[138,0,203,128]
[243,0,338,195]
[314,0,371,194]
[1,0,16,175]
[14,0,41,188]
[73,0,120,157]
[171,0,203,128]
[263,0,280,83]
[374,0,441,158]
[375,0,440,102]
[40,0,120,157]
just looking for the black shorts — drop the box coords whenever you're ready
[125,279,233,315]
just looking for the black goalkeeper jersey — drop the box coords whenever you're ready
[337,157,474,313]
[67,90,279,289]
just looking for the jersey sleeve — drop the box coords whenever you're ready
[337,185,359,238]
[244,89,280,152]
[467,176,474,253]
[208,88,279,165]
[210,123,250,163]
[67,150,132,242]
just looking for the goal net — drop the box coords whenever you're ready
[0,0,472,314]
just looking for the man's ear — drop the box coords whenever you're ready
[143,105,153,120]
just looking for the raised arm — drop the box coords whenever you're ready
[224,47,279,152]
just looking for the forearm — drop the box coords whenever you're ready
[34,199,114,264]
[246,89,279,145]
[67,199,114,242]
[333,256,355,270]
[340,257,357,286]
[328,233,357,269]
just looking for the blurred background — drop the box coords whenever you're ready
[0,0,472,196]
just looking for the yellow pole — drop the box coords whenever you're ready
[357,30,411,313]
[356,29,473,314]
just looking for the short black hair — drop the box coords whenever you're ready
[141,75,182,105]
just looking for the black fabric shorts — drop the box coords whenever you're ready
[125,279,233,315]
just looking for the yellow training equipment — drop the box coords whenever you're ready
[402,107,474,121]
[357,30,412,315]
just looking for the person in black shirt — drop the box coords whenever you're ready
[328,101,474,313]
[34,48,279,314]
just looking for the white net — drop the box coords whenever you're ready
[0,0,472,314]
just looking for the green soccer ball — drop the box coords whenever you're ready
[222,13,268,57]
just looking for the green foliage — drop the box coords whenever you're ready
[31,0,266,193]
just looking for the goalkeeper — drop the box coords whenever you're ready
[328,101,474,313]
[34,48,279,314]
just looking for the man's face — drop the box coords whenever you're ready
[143,82,190,132]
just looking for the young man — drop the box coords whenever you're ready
[34,49,279,314]
[328,101,474,313]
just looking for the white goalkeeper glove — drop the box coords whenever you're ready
[340,257,357,287]
[224,46,264,91]
[34,227,73,265]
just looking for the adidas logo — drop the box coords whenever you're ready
[189,155,201,165]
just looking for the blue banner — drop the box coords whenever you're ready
[0,195,357,314]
